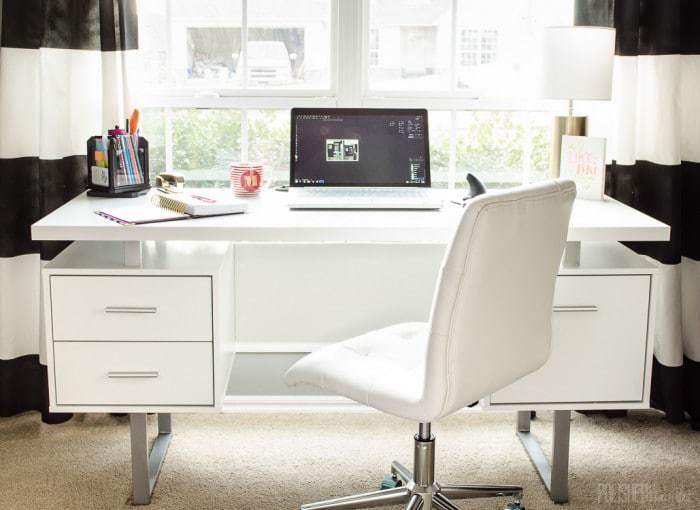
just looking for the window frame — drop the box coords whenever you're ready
[460,28,479,67]
[480,29,498,64]
[140,0,339,106]
[140,0,570,188]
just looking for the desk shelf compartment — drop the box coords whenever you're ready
[53,341,214,406]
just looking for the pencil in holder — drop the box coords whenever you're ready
[87,135,150,198]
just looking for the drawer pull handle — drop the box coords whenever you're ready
[104,306,157,314]
[553,305,598,312]
[107,371,159,379]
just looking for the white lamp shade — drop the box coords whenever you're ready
[540,26,616,100]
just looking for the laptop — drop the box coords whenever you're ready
[287,108,442,210]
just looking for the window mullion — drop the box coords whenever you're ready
[330,0,340,98]
[337,0,363,106]
[449,0,457,94]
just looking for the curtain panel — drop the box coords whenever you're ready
[0,0,139,422]
[575,0,700,427]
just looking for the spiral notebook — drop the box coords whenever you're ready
[95,192,248,225]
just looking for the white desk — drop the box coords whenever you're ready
[32,190,670,505]
[33,189,669,243]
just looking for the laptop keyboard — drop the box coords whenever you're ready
[299,188,430,199]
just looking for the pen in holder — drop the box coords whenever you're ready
[87,134,150,198]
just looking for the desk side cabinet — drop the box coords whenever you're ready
[485,243,658,411]
[43,241,235,414]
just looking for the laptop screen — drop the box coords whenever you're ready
[290,108,430,187]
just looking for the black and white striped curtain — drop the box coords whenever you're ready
[0,0,138,422]
[575,0,700,427]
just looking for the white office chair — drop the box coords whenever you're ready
[285,180,576,510]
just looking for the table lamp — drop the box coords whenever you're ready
[541,26,615,177]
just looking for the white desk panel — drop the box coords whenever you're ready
[32,189,670,243]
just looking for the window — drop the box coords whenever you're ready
[480,29,498,64]
[368,0,451,91]
[460,29,478,67]
[365,0,573,188]
[457,28,498,90]
[460,28,498,67]
[139,0,331,91]
[137,0,573,189]
[137,0,332,187]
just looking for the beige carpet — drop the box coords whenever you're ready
[0,409,698,509]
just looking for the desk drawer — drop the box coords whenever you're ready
[50,276,212,342]
[491,275,651,405]
[53,342,214,406]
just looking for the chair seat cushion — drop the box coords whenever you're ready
[285,322,434,421]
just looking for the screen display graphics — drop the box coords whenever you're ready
[291,108,430,187]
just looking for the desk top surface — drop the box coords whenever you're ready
[32,189,670,243]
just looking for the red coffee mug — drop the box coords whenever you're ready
[230,163,263,197]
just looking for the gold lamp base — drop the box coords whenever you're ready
[549,115,587,178]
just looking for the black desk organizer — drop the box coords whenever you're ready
[87,135,150,198]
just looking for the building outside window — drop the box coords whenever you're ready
[460,29,478,66]
[457,28,498,90]
[480,29,498,64]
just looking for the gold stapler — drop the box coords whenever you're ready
[155,172,185,194]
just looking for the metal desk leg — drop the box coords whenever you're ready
[130,413,172,505]
[516,410,570,504]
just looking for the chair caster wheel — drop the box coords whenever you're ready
[379,474,403,490]
[504,503,524,510]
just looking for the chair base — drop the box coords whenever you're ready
[300,481,524,510]
[300,425,524,510]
